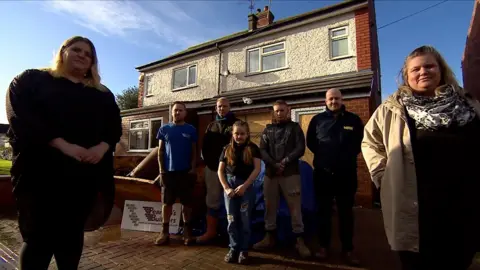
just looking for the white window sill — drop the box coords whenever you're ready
[127,149,155,153]
[329,55,354,61]
[171,84,198,92]
[245,66,289,77]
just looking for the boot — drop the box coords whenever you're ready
[341,251,360,267]
[238,252,250,265]
[154,223,170,246]
[224,249,238,263]
[253,231,275,250]
[183,223,194,246]
[195,214,218,244]
[295,237,311,259]
[314,247,328,260]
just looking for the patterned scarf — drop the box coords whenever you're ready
[400,85,476,130]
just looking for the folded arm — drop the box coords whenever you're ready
[259,129,276,166]
[284,124,305,164]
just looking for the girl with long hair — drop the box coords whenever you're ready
[6,36,122,269]
[217,120,261,265]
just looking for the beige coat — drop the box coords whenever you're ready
[361,88,480,251]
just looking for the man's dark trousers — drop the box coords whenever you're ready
[314,168,357,252]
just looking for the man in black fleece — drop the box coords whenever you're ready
[306,88,363,266]
[197,97,239,244]
[253,100,310,258]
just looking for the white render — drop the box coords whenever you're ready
[221,13,357,92]
[142,51,220,106]
[142,12,357,106]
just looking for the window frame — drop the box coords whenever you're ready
[144,74,152,97]
[171,64,198,91]
[128,117,164,152]
[246,41,287,75]
[329,26,350,60]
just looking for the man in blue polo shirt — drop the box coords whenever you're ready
[154,101,197,246]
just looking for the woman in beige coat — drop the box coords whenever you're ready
[362,45,480,270]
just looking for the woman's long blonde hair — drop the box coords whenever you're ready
[225,121,253,166]
[398,45,460,94]
[43,36,107,92]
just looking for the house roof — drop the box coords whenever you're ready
[121,70,373,116]
[136,0,367,71]
[199,70,373,107]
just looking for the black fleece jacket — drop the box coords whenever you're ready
[201,113,239,171]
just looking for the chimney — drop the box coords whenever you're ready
[248,13,258,31]
[248,5,274,31]
[257,6,274,28]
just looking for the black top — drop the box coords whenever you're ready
[407,114,480,253]
[6,69,122,194]
[259,120,305,177]
[202,113,238,171]
[306,105,364,172]
[219,142,261,180]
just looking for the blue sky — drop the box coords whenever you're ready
[0,0,474,124]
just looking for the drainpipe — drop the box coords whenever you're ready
[168,104,172,123]
[216,42,222,96]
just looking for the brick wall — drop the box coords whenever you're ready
[138,74,145,108]
[0,176,15,211]
[116,110,169,156]
[355,8,372,71]
[343,98,373,207]
[367,0,382,108]
[257,7,275,28]
[287,97,373,207]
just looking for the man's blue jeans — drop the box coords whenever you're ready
[224,175,255,252]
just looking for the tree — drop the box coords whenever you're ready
[116,86,139,110]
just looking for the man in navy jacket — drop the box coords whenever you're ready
[306,88,363,266]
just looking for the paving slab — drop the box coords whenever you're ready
[1,208,478,270]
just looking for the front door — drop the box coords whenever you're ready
[236,111,272,147]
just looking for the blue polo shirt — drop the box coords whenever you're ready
[157,123,198,172]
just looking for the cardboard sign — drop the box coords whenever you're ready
[0,261,16,270]
[120,200,182,234]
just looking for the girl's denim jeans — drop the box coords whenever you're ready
[224,175,255,252]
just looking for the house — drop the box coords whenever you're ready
[116,0,381,207]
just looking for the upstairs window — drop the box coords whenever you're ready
[330,26,349,59]
[247,42,286,74]
[172,65,197,90]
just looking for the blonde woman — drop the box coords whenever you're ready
[6,36,122,269]
[362,45,480,270]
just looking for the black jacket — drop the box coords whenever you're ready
[201,113,239,171]
[6,69,122,233]
[306,106,363,172]
[260,120,305,177]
